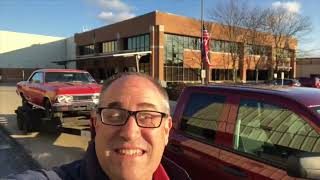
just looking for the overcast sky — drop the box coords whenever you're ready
[0,0,319,57]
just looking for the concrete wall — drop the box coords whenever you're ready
[296,58,320,77]
[0,31,70,68]
[65,37,76,69]
[0,31,76,82]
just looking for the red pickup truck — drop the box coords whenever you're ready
[16,69,101,121]
[164,85,320,180]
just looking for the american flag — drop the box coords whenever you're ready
[202,26,212,66]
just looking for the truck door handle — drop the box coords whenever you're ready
[167,144,184,155]
[222,165,248,178]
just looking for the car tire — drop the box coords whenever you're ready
[22,111,32,133]
[31,109,43,131]
[44,99,53,120]
[16,107,24,130]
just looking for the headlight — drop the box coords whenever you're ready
[56,95,73,103]
[92,93,100,104]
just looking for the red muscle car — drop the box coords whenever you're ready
[16,69,101,119]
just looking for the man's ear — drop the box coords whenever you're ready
[90,110,99,140]
[90,109,99,133]
[164,116,173,145]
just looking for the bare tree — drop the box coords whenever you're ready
[242,8,271,82]
[265,7,311,78]
[208,0,248,82]
[208,0,312,82]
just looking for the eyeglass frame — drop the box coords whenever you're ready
[96,107,168,128]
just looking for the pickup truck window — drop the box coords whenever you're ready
[312,106,320,115]
[45,72,95,83]
[234,99,320,167]
[181,93,226,144]
[29,72,44,83]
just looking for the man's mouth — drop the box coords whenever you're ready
[115,149,145,156]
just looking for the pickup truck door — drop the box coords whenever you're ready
[165,90,233,179]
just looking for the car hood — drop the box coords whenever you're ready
[46,82,101,94]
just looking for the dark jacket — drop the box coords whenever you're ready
[5,141,190,180]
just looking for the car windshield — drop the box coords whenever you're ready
[45,72,96,83]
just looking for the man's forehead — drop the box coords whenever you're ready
[105,76,158,91]
[100,92,160,106]
[99,101,157,109]
[99,75,168,111]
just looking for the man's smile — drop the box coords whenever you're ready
[115,148,146,156]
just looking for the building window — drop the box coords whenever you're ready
[246,44,269,56]
[246,70,269,81]
[164,33,201,82]
[139,54,150,75]
[211,69,239,81]
[126,34,150,52]
[79,44,94,55]
[211,40,241,54]
[102,40,117,53]
[276,48,292,58]
[139,63,150,75]
[181,93,226,144]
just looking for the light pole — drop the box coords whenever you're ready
[200,0,205,84]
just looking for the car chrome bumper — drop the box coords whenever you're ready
[52,101,97,112]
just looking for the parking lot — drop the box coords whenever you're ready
[0,84,90,174]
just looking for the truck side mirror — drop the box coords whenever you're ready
[287,152,320,179]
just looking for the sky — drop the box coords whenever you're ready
[0,0,319,57]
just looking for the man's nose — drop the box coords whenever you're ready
[119,115,141,141]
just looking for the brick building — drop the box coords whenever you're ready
[73,11,297,83]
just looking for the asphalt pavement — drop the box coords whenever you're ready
[0,124,40,177]
[0,84,40,177]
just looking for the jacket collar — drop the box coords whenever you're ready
[84,141,190,180]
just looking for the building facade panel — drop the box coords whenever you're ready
[296,58,320,77]
[0,31,75,82]
[95,13,155,42]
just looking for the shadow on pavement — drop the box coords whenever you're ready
[0,114,89,177]
[0,115,40,177]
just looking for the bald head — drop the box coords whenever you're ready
[99,72,170,113]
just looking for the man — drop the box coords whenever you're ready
[7,72,190,180]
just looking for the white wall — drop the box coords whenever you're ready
[0,31,76,69]
[296,63,320,77]
[65,37,76,69]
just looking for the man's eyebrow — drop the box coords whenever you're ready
[136,102,157,109]
[101,102,161,110]
[105,102,123,108]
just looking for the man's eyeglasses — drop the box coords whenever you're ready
[97,108,168,128]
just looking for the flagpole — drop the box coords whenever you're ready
[200,0,205,85]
